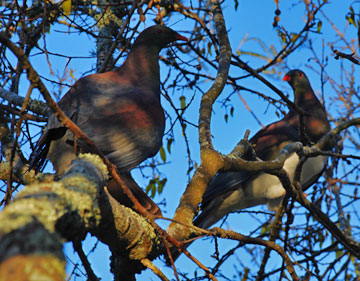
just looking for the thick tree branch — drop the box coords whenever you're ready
[168,0,231,241]
[0,86,49,117]
[0,154,107,280]
[198,1,231,151]
[0,154,165,280]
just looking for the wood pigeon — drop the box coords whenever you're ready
[29,25,187,216]
[195,69,331,229]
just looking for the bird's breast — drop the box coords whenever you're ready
[300,155,328,188]
[282,152,300,180]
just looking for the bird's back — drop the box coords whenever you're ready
[44,71,165,172]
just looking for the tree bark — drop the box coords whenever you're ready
[0,154,162,281]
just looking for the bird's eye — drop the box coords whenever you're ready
[298,72,303,78]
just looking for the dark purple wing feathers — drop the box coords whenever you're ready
[29,25,187,215]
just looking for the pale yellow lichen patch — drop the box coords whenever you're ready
[94,10,123,30]
[108,201,160,260]
[22,167,36,184]
[0,174,102,236]
[131,208,157,241]
[78,153,109,180]
[0,183,67,235]
[0,161,10,179]
[33,172,55,183]
[0,254,66,281]
[167,205,196,239]
[0,125,9,139]
[58,175,102,227]
[60,174,96,193]
[201,149,224,177]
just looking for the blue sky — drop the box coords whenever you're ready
[5,0,359,280]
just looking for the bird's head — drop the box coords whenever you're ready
[133,25,188,50]
[283,69,314,105]
[282,69,311,91]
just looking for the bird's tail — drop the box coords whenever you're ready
[28,127,67,172]
[106,173,162,217]
[28,131,51,172]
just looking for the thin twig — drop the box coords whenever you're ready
[211,227,299,281]
[72,240,100,281]
[331,47,360,65]
[141,259,170,281]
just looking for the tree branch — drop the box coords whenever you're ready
[168,0,231,241]
[210,227,299,281]
[0,154,166,280]
[331,47,360,65]
[0,86,49,117]
[0,154,107,280]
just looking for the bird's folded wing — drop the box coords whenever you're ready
[201,170,255,209]
[250,116,299,160]
[202,117,299,207]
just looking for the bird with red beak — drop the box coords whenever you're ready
[30,25,188,216]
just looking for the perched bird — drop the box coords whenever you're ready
[29,25,187,216]
[194,69,331,229]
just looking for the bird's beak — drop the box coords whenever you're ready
[175,34,188,42]
[282,75,290,81]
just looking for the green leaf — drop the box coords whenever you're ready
[230,106,234,117]
[151,184,156,197]
[260,226,267,235]
[336,250,343,259]
[290,33,298,42]
[145,183,151,194]
[241,268,249,281]
[146,180,156,197]
[317,20,322,33]
[277,30,287,43]
[224,113,228,123]
[63,0,72,16]
[352,255,359,275]
[69,69,76,80]
[207,42,212,56]
[159,146,166,163]
[180,95,186,111]
[346,7,357,28]
[158,178,167,194]
[346,15,357,27]
[167,138,173,154]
